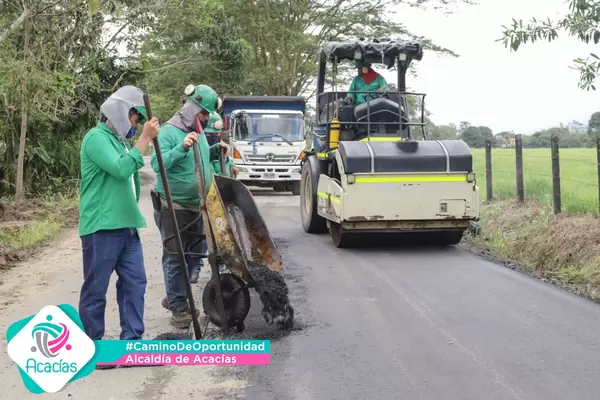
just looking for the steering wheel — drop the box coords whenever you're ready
[365,91,389,102]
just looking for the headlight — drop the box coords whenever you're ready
[467,172,475,182]
[292,168,300,174]
[237,167,248,172]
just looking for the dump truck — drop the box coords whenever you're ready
[300,38,481,248]
[221,96,307,195]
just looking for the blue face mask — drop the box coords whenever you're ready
[125,126,136,139]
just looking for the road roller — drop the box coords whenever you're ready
[300,38,481,248]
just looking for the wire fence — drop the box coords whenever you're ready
[478,135,600,216]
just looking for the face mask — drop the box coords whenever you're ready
[195,117,209,134]
[125,126,136,139]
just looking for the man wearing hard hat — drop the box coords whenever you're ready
[150,84,231,328]
[205,111,239,177]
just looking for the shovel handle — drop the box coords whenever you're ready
[219,146,229,177]
[142,92,203,340]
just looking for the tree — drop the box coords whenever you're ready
[567,120,587,134]
[459,121,471,132]
[0,0,146,199]
[522,124,593,148]
[458,124,494,148]
[499,0,600,90]
[428,123,458,140]
[1,1,109,201]
[133,0,253,119]
[588,111,600,137]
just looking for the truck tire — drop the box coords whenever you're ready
[300,157,327,233]
[291,181,300,195]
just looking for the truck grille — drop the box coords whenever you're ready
[244,153,296,163]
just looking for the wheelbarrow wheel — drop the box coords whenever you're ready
[202,273,251,329]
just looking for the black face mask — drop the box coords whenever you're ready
[200,119,208,129]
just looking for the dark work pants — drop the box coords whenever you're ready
[78,228,146,340]
[153,207,204,312]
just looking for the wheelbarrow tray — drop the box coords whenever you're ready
[205,174,284,284]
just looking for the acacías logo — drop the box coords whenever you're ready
[25,314,78,373]
[6,305,96,394]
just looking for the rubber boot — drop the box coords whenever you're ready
[162,297,200,328]
[190,269,200,284]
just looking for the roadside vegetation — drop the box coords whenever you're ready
[0,191,78,270]
[464,198,600,302]
[468,146,600,301]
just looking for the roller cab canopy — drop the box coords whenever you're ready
[318,38,423,68]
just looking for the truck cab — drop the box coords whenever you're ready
[222,96,307,195]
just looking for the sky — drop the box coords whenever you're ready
[372,0,600,134]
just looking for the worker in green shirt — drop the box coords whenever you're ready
[345,60,390,105]
[204,111,225,146]
[78,85,160,354]
[206,111,238,177]
[151,84,231,328]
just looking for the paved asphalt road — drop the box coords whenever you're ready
[2,157,600,399]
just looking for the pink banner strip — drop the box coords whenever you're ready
[96,353,270,366]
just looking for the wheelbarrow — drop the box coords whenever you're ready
[197,132,293,332]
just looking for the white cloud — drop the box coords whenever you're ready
[373,0,600,134]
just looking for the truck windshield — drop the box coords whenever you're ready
[235,113,304,142]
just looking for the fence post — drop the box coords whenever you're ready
[551,134,561,214]
[515,134,524,202]
[485,139,492,201]
[597,135,600,216]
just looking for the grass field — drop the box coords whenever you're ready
[472,148,600,215]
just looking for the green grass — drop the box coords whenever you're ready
[0,191,79,254]
[0,218,62,250]
[472,148,599,215]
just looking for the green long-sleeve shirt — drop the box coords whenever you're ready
[78,122,145,237]
[151,123,220,208]
[347,74,389,105]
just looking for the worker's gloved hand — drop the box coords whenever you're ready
[344,96,352,104]
[183,132,199,149]
[216,142,230,157]
[142,117,160,140]
[231,167,239,179]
